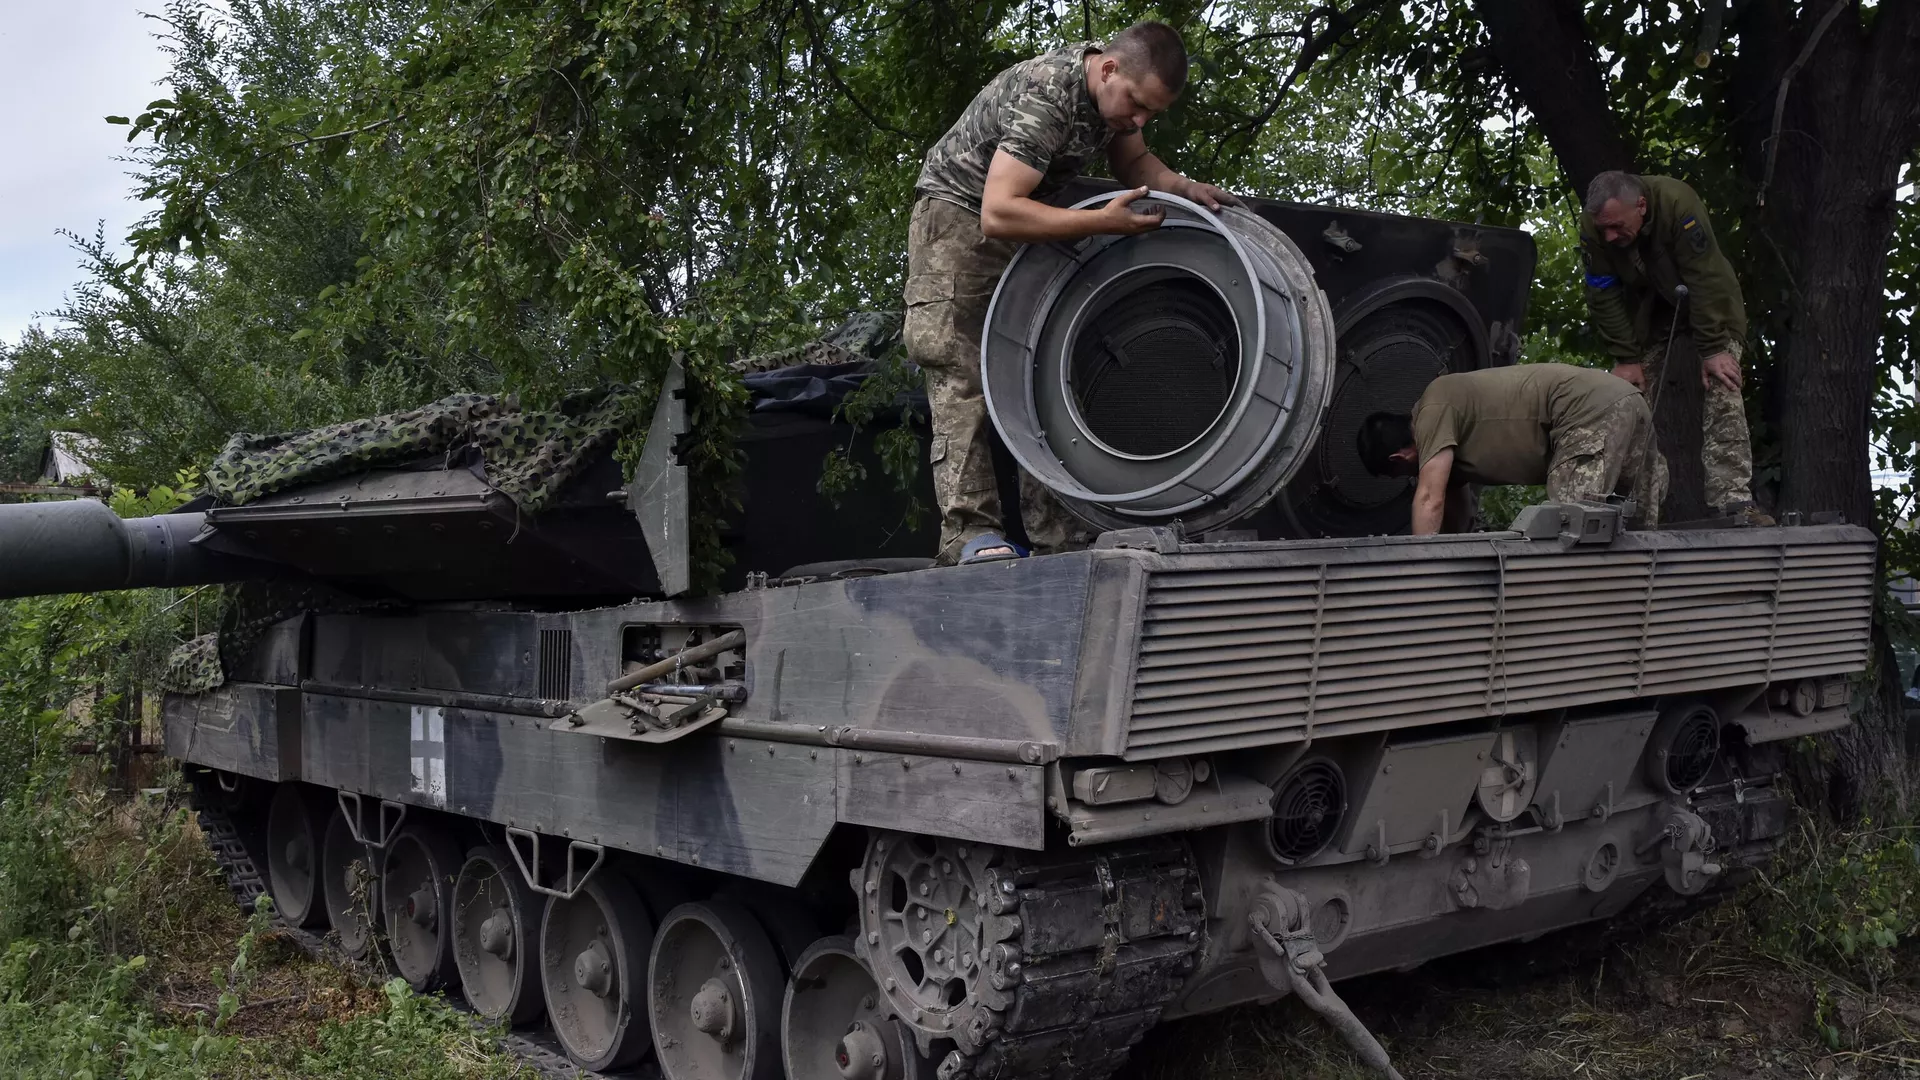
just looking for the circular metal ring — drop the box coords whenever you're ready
[1053,262,1245,464]
[541,871,655,1071]
[983,189,1335,533]
[266,784,327,928]
[452,844,547,1025]
[781,936,930,1080]
[649,900,787,1080]
[382,823,463,992]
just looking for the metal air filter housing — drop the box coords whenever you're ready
[982,191,1338,534]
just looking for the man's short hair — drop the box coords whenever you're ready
[1106,21,1188,94]
[1356,412,1415,476]
[1585,170,1646,216]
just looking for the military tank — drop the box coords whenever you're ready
[0,186,1874,1080]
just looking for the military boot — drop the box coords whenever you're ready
[1722,500,1776,527]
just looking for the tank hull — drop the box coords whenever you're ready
[165,520,1871,1076]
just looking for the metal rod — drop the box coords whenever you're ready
[827,726,1058,764]
[607,629,745,694]
[300,680,572,719]
[629,681,747,702]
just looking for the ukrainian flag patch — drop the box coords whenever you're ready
[1681,213,1709,253]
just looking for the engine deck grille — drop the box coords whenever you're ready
[1123,532,1875,759]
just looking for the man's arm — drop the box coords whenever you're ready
[1106,132,1237,210]
[1669,196,1749,391]
[980,151,1164,242]
[1411,448,1455,536]
[1579,232,1644,385]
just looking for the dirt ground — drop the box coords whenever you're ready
[1131,912,1920,1080]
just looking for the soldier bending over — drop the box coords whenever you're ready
[1356,364,1668,536]
[1581,170,1768,525]
[907,21,1236,565]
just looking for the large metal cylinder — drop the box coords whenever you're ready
[0,500,267,598]
[982,190,1337,534]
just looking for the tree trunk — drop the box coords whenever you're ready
[1471,0,1638,197]
[1723,1,1920,817]
[1727,2,1920,529]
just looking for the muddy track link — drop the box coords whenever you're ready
[881,836,1209,1080]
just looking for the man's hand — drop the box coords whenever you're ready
[1180,180,1239,210]
[1093,187,1165,235]
[1702,351,1743,391]
[1610,362,1645,390]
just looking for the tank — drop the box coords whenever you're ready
[0,189,1874,1080]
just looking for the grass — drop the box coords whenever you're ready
[0,767,533,1080]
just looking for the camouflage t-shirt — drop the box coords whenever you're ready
[915,42,1115,213]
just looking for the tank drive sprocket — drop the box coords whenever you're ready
[856,832,1206,1080]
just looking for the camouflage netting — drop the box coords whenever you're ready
[730,311,902,375]
[204,389,638,514]
[168,313,906,694]
[202,312,904,512]
[164,578,411,694]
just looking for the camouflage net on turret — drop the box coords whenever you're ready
[167,313,907,694]
[203,390,639,514]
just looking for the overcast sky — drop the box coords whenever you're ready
[0,2,173,346]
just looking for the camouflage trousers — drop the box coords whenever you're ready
[1545,393,1670,527]
[1641,341,1754,509]
[904,196,1095,564]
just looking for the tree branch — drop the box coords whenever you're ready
[1204,0,1391,171]
[798,1,915,144]
[1472,0,1637,197]
[1756,0,1850,207]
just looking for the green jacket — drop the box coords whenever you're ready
[1578,175,1747,363]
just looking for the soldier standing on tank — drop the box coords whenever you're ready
[1355,363,1669,536]
[1580,171,1770,525]
[907,21,1236,565]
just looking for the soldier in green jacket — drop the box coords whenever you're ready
[905,21,1235,565]
[1580,171,1768,524]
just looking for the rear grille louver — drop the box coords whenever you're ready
[538,628,574,701]
[1124,538,1875,759]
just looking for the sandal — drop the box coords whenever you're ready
[959,533,1023,564]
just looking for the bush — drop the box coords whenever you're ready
[1747,818,1920,989]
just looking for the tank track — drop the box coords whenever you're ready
[938,837,1207,1080]
[191,797,615,1079]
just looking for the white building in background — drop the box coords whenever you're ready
[38,431,99,484]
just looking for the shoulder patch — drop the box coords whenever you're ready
[1585,272,1618,289]
[1681,214,1710,254]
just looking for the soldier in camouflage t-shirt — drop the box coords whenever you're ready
[905,21,1236,565]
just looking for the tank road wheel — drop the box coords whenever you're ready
[452,845,546,1025]
[541,872,655,1071]
[321,807,380,959]
[782,936,929,1080]
[382,823,463,992]
[265,784,328,927]
[649,900,786,1080]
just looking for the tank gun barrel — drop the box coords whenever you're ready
[0,499,273,599]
